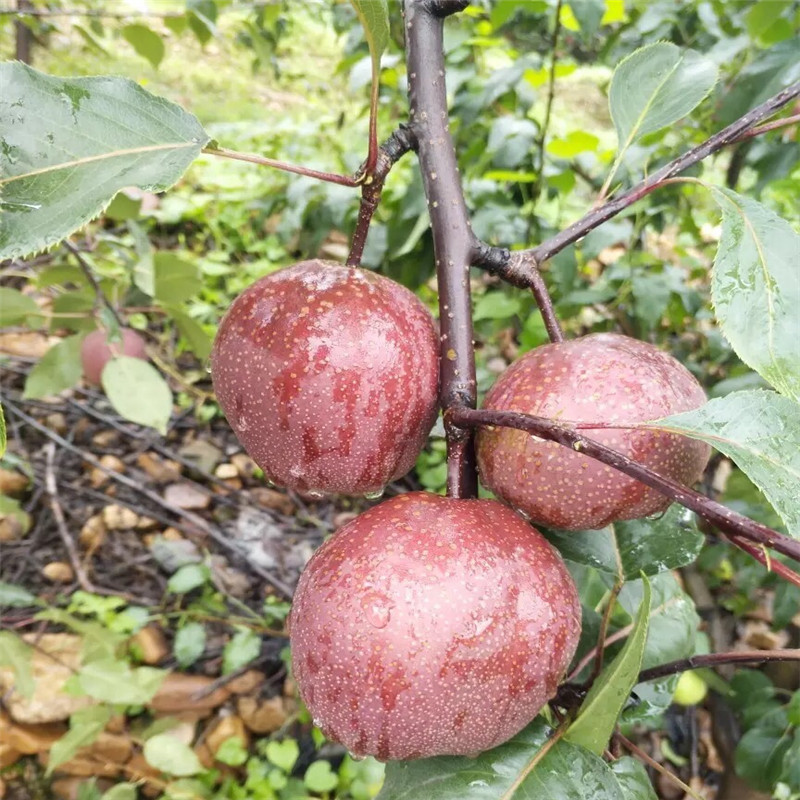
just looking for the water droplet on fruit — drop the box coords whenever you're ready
[364,487,385,500]
[305,489,326,501]
[312,717,323,728]
[237,416,249,432]
[348,752,367,762]
[361,591,392,628]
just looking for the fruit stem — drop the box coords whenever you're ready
[405,0,479,498]
[346,125,417,267]
[516,81,800,270]
[447,407,800,573]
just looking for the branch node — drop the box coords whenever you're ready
[426,0,470,17]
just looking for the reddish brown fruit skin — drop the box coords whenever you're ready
[476,333,711,530]
[81,328,147,385]
[289,492,581,761]
[210,260,439,495]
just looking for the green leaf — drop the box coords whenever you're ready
[0,581,38,607]
[100,784,138,800]
[566,577,651,754]
[717,39,800,125]
[174,622,207,668]
[77,659,165,704]
[0,287,41,326]
[23,334,85,400]
[619,574,698,724]
[547,130,599,158]
[735,709,793,792]
[48,706,112,774]
[122,24,165,69]
[545,505,704,580]
[187,0,218,45]
[168,308,213,360]
[154,252,203,305]
[609,757,658,799]
[144,732,204,777]
[0,495,32,537]
[167,563,210,594]
[0,63,210,259]
[649,390,800,537]
[101,356,173,434]
[215,736,249,767]
[378,719,625,800]
[350,0,390,66]
[0,631,35,698]
[709,187,800,402]
[609,43,717,151]
[222,627,261,674]
[305,760,339,794]
[265,739,300,773]
[473,292,522,322]
[131,221,155,297]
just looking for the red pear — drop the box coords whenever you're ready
[81,327,147,385]
[476,333,710,530]
[289,492,581,760]
[210,260,440,496]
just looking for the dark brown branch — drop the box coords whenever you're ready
[447,407,800,570]
[525,81,800,266]
[405,0,478,498]
[638,648,800,684]
[347,125,417,267]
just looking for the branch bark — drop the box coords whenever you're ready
[447,406,800,573]
[405,0,478,498]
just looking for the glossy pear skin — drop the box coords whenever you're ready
[210,260,440,495]
[81,327,147,385]
[289,492,581,760]
[476,333,711,530]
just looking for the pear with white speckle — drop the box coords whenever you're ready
[289,492,581,760]
[211,260,440,495]
[476,333,711,529]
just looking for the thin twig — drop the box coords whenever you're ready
[532,0,563,206]
[567,624,633,682]
[591,580,624,680]
[63,241,123,328]
[614,732,704,800]
[43,441,133,600]
[733,111,800,142]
